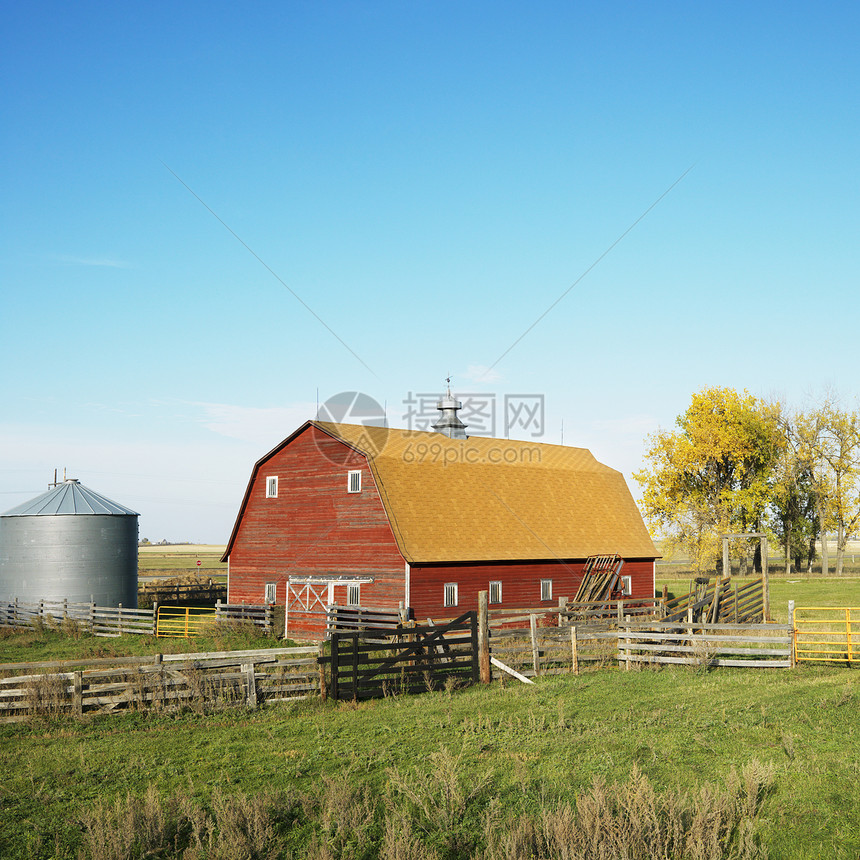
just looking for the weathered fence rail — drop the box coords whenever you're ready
[562,598,663,626]
[664,577,763,624]
[489,617,618,678]
[0,599,154,636]
[0,597,273,637]
[0,646,317,722]
[617,622,792,668]
[326,604,403,634]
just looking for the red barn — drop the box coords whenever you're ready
[222,419,657,639]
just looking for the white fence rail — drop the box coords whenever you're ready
[617,622,793,669]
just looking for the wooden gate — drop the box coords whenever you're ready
[793,607,858,664]
[325,612,478,701]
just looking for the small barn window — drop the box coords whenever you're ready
[540,579,553,601]
[621,575,632,596]
[444,582,458,608]
[489,581,502,604]
[265,476,278,498]
[348,470,362,493]
[347,584,360,606]
[264,582,277,604]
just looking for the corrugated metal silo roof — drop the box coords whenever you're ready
[1,479,139,517]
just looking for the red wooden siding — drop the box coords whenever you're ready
[225,423,658,640]
[226,425,406,633]
[409,558,656,619]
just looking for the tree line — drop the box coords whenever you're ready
[634,387,860,575]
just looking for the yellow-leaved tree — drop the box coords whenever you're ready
[795,399,860,576]
[634,387,784,572]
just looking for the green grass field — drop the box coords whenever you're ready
[2,567,858,859]
[0,660,857,859]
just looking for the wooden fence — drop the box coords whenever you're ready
[326,604,404,634]
[663,577,764,624]
[0,597,274,637]
[213,601,274,634]
[0,646,317,723]
[322,611,478,701]
[617,622,792,669]
[139,581,227,605]
[488,613,618,678]
[562,598,663,626]
[0,599,153,636]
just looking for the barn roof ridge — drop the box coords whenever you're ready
[311,421,610,471]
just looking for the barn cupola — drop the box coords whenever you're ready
[432,378,468,439]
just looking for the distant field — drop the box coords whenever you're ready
[138,545,227,578]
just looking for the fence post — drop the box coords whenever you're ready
[351,634,359,701]
[318,642,328,701]
[625,614,632,670]
[570,625,579,675]
[39,599,44,623]
[152,601,159,636]
[118,604,123,636]
[478,591,490,684]
[530,613,540,676]
[243,661,257,709]
[470,610,480,684]
[788,600,796,667]
[73,671,83,716]
[330,632,340,701]
[557,596,567,628]
[90,598,95,633]
[265,604,273,636]
[687,605,694,653]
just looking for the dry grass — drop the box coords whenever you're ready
[78,786,290,860]
[75,757,775,860]
[477,760,776,860]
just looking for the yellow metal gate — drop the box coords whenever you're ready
[793,607,858,664]
[156,606,217,638]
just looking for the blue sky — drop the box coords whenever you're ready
[2,1,858,542]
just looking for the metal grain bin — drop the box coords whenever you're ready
[0,479,138,606]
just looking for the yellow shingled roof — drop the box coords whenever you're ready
[314,422,657,564]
